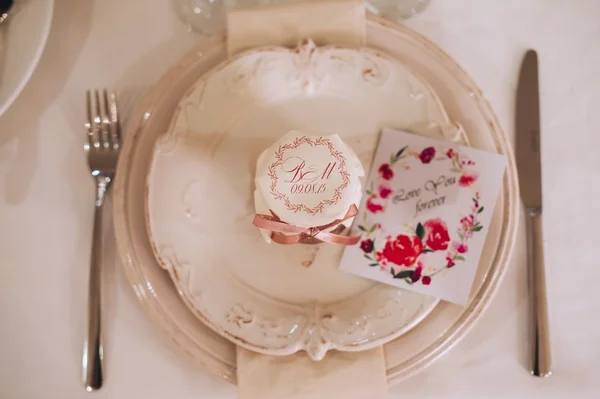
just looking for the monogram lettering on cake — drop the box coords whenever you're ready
[281,156,337,195]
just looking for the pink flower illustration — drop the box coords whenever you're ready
[419,147,436,164]
[459,171,478,187]
[379,184,393,199]
[453,242,468,254]
[366,195,384,213]
[446,149,455,158]
[460,216,474,231]
[446,256,456,268]
[378,163,394,180]
[360,239,374,253]
[422,276,432,285]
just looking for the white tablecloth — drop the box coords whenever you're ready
[1,0,598,397]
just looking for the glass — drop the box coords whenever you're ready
[367,0,431,21]
[172,0,431,35]
[172,0,278,34]
[172,0,230,35]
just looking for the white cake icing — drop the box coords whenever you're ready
[254,131,364,243]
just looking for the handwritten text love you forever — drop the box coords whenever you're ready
[392,174,457,217]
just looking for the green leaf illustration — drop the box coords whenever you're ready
[472,198,478,203]
[477,206,484,214]
[422,248,434,253]
[369,263,379,267]
[454,255,466,261]
[393,270,414,279]
[395,146,408,160]
[364,254,373,260]
[358,225,367,232]
[472,225,483,232]
[369,224,377,233]
[415,222,425,241]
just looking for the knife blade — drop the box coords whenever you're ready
[516,50,542,208]
[515,49,552,377]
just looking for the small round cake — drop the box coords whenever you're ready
[253,131,364,244]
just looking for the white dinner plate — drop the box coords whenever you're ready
[145,38,456,360]
[0,0,54,117]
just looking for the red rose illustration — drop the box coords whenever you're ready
[366,196,384,213]
[382,234,423,267]
[446,148,455,158]
[360,239,374,253]
[422,276,432,285]
[423,218,450,251]
[378,163,394,180]
[459,171,478,187]
[446,256,456,268]
[379,184,393,199]
[419,147,436,164]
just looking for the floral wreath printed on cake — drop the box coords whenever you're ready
[357,145,484,285]
[267,136,350,215]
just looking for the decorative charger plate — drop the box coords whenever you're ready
[114,16,518,384]
[145,38,453,360]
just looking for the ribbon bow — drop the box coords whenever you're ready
[253,204,361,245]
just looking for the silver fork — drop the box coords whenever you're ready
[83,89,121,391]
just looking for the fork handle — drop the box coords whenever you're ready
[84,177,110,391]
[527,209,552,377]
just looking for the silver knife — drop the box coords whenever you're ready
[516,49,552,377]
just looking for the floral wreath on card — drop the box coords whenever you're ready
[267,136,350,215]
[357,145,484,286]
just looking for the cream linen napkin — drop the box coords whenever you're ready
[228,1,387,398]
[227,0,366,55]
[236,346,387,399]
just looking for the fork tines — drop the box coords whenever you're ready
[85,89,121,151]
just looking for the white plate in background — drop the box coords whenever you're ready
[0,0,54,117]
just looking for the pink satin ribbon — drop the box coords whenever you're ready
[253,204,361,245]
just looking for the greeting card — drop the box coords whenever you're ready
[339,128,506,304]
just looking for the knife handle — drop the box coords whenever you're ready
[527,209,552,377]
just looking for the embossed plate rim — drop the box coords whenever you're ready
[145,38,450,360]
